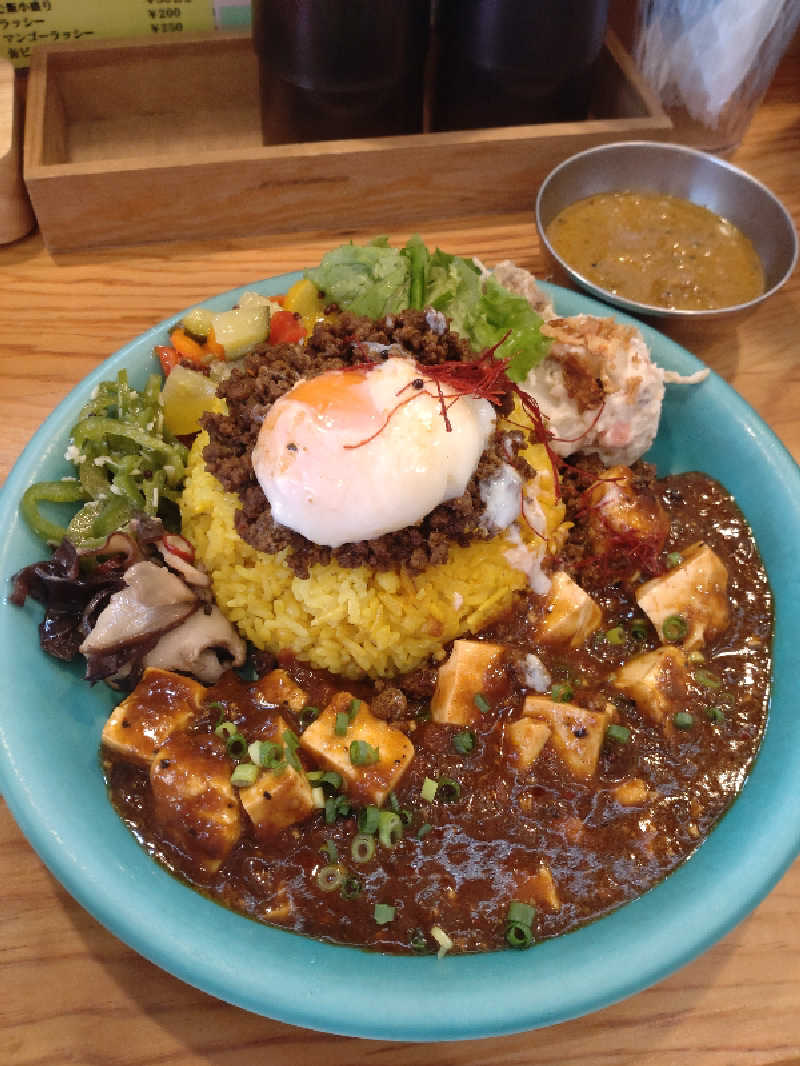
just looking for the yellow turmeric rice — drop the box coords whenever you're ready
[181,428,567,679]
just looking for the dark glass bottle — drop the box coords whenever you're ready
[252,0,431,145]
[431,0,610,131]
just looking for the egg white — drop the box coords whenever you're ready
[252,357,496,547]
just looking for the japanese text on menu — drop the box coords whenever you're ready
[1,0,215,67]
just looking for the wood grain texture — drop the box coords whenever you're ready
[22,30,672,252]
[1,41,799,1066]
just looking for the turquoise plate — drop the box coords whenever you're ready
[1,277,799,1041]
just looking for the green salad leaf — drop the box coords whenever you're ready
[305,236,550,381]
[305,237,410,319]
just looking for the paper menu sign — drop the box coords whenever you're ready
[1,0,216,68]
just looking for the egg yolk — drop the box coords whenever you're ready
[251,356,496,548]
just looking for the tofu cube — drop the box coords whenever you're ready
[523,695,611,779]
[150,731,242,876]
[505,717,551,769]
[102,667,205,766]
[431,639,505,725]
[614,777,653,806]
[238,715,314,838]
[254,669,307,712]
[613,646,688,723]
[518,863,561,912]
[636,542,729,650]
[299,691,414,806]
[534,571,602,648]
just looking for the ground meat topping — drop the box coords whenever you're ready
[201,310,534,577]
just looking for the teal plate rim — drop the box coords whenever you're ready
[1,276,799,1042]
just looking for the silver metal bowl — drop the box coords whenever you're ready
[535,141,797,320]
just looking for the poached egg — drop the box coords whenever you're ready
[252,356,496,547]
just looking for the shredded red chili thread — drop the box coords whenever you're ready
[571,521,664,579]
[342,342,564,498]
[566,473,665,578]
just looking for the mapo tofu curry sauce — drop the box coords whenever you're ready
[103,465,771,956]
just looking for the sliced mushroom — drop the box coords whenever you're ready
[80,561,199,664]
[143,605,247,684]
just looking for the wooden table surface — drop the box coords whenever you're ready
[2,41,799,1066]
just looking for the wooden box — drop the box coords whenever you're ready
[23,30,671,252]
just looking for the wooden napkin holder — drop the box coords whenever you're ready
[23,30,672,252]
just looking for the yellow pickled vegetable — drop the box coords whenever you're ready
[284,278,325,336]
[161,365,222,436]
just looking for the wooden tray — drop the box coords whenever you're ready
[23,30,672,252]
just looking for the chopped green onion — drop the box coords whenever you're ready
[452,729,476,755]
[694,668,722,689]
[436,777,461,803]
[387,791,401,813]
[349,739,380,766]
[351,833,376,863]
[430,925,452,958]
[230,763,259,787]
[308,769,343,792]
[298,706,320,729]
[399,808,413,826]
[334,711,350,737]
[347,697,362,721]
[214,720,237,739]
[340,875,363,900]
[357,805,380,834]
[316,864,346,893]
[605,723,631,744]
[225,732,248,759]
[378,810,403,848]
[707,705,726,724]
[665,551,683,569]
[420,777,438,802]
[282,729,302,770]
[473,692,491,714]
[550,681,573,702]
[662,614,688,642]
[507,900,536,927]
[324,794,351,824]
[506,922,534,949]
[631,618,649,640]
[248,739,284,768]
[673,711,694,730]
[374,903,396,925]
[248,740,265,765]
[319,839,338,863]
[310,786,325,808]
[417,822,432,839]
[605,626,626,645]
[410,928,429,954]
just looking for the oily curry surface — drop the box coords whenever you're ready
[546,191,765,311]
[104,470,771,955]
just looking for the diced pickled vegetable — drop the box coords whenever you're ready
[169,328,208,365]
[211,303,270,359]
[161,365,221,436]
[238,290,273,311]
[269,309,306,345]
[181,307,214,339]
[284,278,325,336]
